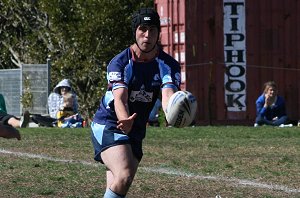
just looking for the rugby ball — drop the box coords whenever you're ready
[166,91,197,128]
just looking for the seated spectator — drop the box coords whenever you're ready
[0,93,30,129]
[32,79,79,127]
[48,79,78,119]
[254,81,288,126]
[56,93,83,128]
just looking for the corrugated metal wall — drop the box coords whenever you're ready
[155,0,300,125]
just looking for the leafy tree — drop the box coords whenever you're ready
[0,0,153,119]
[0,0,49,68]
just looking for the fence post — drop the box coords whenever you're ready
[47,57,51,96]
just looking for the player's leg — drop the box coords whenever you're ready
[7,117,22,128]
[106,169,114,189]
[102,144,139,197]
[7,111,30,128]
[0,124,21,140]
[104,170,121,198]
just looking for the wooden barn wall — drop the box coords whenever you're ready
[155,0,300,125]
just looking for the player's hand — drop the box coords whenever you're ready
[117,113,137,134]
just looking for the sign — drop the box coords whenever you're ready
[223,0,247,111]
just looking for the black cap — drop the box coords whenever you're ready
[131,8,161,38]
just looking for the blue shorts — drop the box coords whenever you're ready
[91,121,143,164]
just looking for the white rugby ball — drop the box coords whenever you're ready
[166,91,197,128]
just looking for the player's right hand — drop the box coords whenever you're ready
[117,113,137,134]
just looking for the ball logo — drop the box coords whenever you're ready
[181,98,191,115]
[166,91,197,128]
[174,109,185,127]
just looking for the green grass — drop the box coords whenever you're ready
[1,126,300,197]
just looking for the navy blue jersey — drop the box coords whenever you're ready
[93,47,181,141]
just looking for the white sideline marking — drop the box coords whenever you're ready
[143,167,300,194]
[1,149,300,194]
[0,149,99,167]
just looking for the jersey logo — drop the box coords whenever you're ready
[108,72,121,81]
[129,85,153,103]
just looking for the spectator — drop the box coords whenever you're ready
[48,79,78,119]
[0,93,30,129]
[254,81,288,126]
[31,79,79,127]
[56,92,83,128]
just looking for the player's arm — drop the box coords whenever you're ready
[113,87,137,134]
[161,85,177,115]
[113,87,130,120]
[159,57,181,115]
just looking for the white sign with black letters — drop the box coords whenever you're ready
[223,0,246,111]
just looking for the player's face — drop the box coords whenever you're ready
[135,25,158,51]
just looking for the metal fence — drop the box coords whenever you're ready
[0,59,51,116]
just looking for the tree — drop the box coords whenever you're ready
[0,0,49,68]
[0,0,154,119]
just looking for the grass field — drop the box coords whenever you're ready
[1,126,300,198]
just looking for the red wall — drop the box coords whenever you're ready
[155,0,300,125]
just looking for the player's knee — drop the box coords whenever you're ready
[116,173,134,189]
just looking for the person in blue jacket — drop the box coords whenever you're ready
[255,81,288,126]
[91,8,181,198]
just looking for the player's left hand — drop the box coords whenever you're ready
[117,113,137,134]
